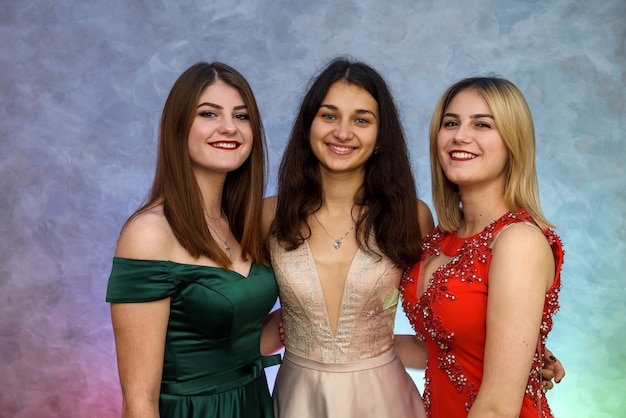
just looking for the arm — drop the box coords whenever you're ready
[468,224,555,418]
[260,308,283,355]
[259,196,284,356]
[112,300,169,418]
[394,334,427,369]
[418,200,435,238]
[392,200,434,369]
[111,210,173,418]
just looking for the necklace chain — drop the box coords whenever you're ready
[312,212,355,250]
[207,209,231,257]
[206,209,226,226]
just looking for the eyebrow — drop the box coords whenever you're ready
[197,102,248,110]
[320,104,377,119]
[443,112,494,119]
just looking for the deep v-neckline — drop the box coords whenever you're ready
[417,228,486,301]
[304,240,360,337]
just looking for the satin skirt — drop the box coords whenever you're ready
[273,349,425,418]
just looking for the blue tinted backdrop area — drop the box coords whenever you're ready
[0,1,624,417]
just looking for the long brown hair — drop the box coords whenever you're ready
[129,62,268,267]
[429,77,554,231]
[271,57,422,268]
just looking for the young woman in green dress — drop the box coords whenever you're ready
[106,62,279,418]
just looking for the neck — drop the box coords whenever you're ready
[319,171,363,212]
[457,184,508,237]
[194,170,225,219]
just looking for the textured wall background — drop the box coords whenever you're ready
[1,0,624,417]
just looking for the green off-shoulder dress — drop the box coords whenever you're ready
[106,257,280,418]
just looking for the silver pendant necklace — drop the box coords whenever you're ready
[206,209,224,226]
[207,210,231,257]
[313,212,355,250]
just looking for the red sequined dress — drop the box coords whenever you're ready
[401,211,563,418]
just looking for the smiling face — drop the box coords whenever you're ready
[436,89,509,190]
[187,79,253,176]
[309,81,379,176]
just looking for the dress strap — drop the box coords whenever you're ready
[161,354,281,395]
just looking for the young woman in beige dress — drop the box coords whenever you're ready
[262,58,431,418]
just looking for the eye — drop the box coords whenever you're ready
[355,117,370,125]
[442,120,458,128]
[320,113,337,121]
[476,121,492,129]
[234,113,250,121]
[199,111,217,118]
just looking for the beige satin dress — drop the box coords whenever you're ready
[270,238,425,418]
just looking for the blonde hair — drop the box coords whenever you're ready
[429,77,554,231]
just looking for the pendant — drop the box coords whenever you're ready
[333,240,341,249]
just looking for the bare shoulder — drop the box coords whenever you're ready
[262,195,278,237]
[492,222,553,261]
[490,222,555,290]
[417,200,435,238]
[115,205,175,260]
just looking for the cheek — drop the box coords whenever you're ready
[309,137,323,161]
[364,131,378,156]
[435,133,448,155]
[493,142,509,167]
[187,128,202,150]
[241,125,254,144]
[308,123,326,153]
[309,121,324,142]
[188,121,210,144]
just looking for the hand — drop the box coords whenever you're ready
[541,347,565,391]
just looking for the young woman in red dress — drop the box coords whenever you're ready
[401,77,564,418]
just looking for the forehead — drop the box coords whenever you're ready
[197,79,245,104]
[446,89,491,113]
[323,81,378,110]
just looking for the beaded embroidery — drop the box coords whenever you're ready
[401,211,563,417]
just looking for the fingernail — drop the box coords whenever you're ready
[555,379,561,383]
[549,355,556,361]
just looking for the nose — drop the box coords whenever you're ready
[452,123,470,144]
[219,117,236,135]
[333,119,353,141]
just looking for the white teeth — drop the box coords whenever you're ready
[211,142,238,149]
[328,144,353,152]
[451,151,476,159]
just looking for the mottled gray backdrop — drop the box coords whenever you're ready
[1,1,624,417]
